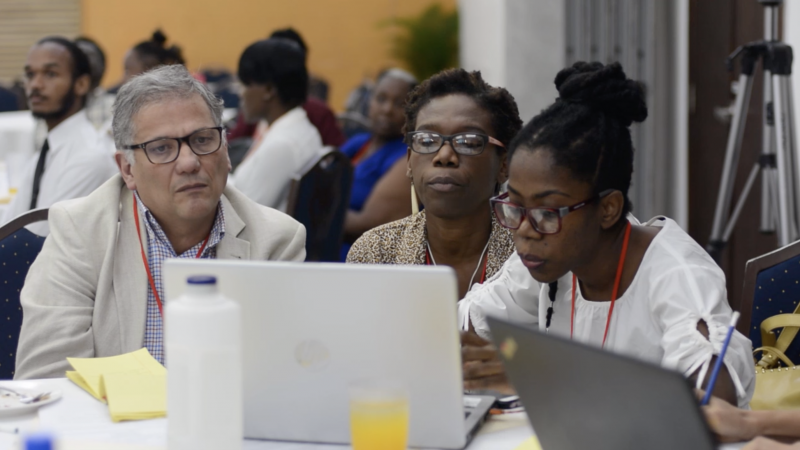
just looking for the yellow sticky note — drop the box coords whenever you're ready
[67,348,166,401]
[104,373,166,423]
[514,436,543,450]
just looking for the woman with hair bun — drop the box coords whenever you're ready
[123,30,185,84]
[458,62,755,407]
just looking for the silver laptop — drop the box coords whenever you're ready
[486,316,718,450]
[164,260,493,449]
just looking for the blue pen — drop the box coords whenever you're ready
[701,311,741,406]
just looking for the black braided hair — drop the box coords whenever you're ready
[508,61,647,219]
[404,68,523,148]
[515,62,648,320]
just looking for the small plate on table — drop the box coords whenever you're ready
[0,381,62,417]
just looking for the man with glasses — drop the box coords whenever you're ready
[15,65,306,379]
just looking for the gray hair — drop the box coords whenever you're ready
[378,68,418,86]
[113,64,224,164]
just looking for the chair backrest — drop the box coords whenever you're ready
[286,149,353,262]
[0,208,48,379]
[740,239,800,364]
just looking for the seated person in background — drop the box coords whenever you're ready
[458,62,754,406]
[110,30,184,92]
[14,65,306,380]
[227,28,346,148]
[340,68,418,258]
[2,36,116,235]
[347,69,520,300]
[232,38,323,212]
[74,36,114,131]
[703,395,800,449]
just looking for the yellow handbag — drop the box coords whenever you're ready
[751,313,800,410]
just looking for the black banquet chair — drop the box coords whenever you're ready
[0,208,49,379]
[287,148,353,262]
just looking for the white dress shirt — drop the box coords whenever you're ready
[458,216,755,408]
[2,109,117,235]
[232,106,323,212]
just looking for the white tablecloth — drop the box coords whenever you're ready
[0,379,535,450]
[0,378,751,450]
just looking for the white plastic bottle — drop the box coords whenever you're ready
[165,275,242,450]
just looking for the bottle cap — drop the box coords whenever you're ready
[24,433,53,450]
[187,275,216,285]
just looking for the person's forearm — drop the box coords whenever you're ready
[751,410,800,439]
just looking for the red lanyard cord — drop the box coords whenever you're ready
[133,200,210,316]
[571,221,632,348]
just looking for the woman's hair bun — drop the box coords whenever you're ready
[554,61,648,127]
[151,30,168,47]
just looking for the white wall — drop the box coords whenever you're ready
[459,0,565,122]
[459,0,507,88]
[785,1,800,143]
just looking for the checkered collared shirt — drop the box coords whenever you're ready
[135,193,225,365]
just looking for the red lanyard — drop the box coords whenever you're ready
[570,221,632,348]
[425,246,489,284]
[133,200,210,317]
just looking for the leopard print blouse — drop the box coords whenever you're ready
[345,210,516,281]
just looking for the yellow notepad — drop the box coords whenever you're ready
[66,348,167,421]
[514,436,543,450]
[104,372,166,422]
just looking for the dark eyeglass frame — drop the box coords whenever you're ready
[490,189,615,234]
[406,131,506,156]
[121,126,225,165]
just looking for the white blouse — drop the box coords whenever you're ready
[458,217,755,407]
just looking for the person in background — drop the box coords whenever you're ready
[1,36,116,234]
[108,30,184,93]
[347,69,519,300]
[14,65,306,379]
[232,38,323,212]
[457,62,754,405]
[75,36,115,133]
[340,68,417,259]
[227,28,345,148]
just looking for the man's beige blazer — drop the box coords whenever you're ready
[15,174,306,379]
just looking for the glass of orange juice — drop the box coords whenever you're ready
[350,380,409,450]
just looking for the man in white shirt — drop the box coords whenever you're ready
[2,37,116,234]
[232,38,323,212]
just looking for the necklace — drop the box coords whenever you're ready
[425,238,490,286]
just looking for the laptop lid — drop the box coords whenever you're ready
[485,316,717,450]
[164,260,475,449]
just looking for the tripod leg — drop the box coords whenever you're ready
[708,74,756,260]
[723,163,762,243]
[761,70,776,233]
[771,74,793,246]
[785,76,800,239]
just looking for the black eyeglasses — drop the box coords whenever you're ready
[122,127,224,164]
[491,190,614,234]
[406,131,505,156]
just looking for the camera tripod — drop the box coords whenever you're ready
[707,0,799,262]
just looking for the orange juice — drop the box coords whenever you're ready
[350,381,409,450]
[350,399,409,450]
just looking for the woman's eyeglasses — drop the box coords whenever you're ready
[406,131,505,156]
[491,190,614,234]
[121,127,225,165]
